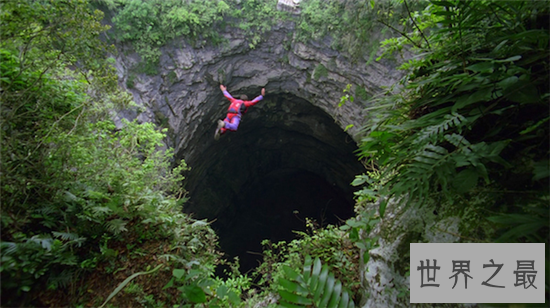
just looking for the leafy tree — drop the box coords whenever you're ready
[1,0,122,240]
[345,1,549,304]
[234,0,288,48]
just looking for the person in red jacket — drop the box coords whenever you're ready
[214,84,266,140]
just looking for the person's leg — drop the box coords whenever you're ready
[219,114,232,135]
[223,114,241,131]
[214,119,225,140]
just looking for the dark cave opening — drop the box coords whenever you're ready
[183,93,365,274]
[214,168,355,273]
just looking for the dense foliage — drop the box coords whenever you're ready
[99,0,288,72]
[2,0,548,307]
[277,255,356,308]
[97,0,424,72]
[105,0,230,66]
[357,0,549,237]
[353,0,549,301]
[296,0,426,61]
[0,1,223,307]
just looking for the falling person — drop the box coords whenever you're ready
[214,84,266,140]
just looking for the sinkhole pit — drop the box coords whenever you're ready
[183,92,365,273]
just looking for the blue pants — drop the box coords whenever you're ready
[222,114,241,133]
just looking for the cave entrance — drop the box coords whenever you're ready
[183,92,365,273]
[217,168,354,273]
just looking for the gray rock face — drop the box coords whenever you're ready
[115,22,400,161]
[358,199,474,308]
[277,0,302,14]
[114,21,402,220]
[114,20,413,306]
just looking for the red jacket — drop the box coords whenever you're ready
[223,90,263,116]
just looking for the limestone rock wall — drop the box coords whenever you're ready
[112,20,418,308]
[356,199,475,308]
[113,21,401,167]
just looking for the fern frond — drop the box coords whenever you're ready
[48,269,75,289]
[52,232,86,247]
[1,242,18,255]
[411,144,449,169]
[391,143,456,204]
[444,133,471,148]
[52,232,80,241]
[27,235,54,251]
[277,255,355,308]
[413,112,467,145]
[91,206,112,216]
[106,219,128,235]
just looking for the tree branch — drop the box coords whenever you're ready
[404,0,430,49]
[376,19,422,49]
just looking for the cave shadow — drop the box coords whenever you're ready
[183,93,364,277]
[213,168,355,276]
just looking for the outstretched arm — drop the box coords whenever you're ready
[246,88,266,107]
[220,84,234,100]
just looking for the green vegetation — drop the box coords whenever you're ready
[256,220,362,297]
[353,0,549,300]
[235,0,289,49]
[106,0,229,64]
[2,0,548,307]
[1,1,361,306]
[126,72,137,88]
[355,86,370,101]
[357,0,549,234]
[97,0,422,71]
[313,63,328,80]
[296,0,427,60]
[0,1,222,306]
[296,0,347,43]
[249,209,379,306]
[167,70,178,85]
[100,0,288,70]
[277,255,356,308]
